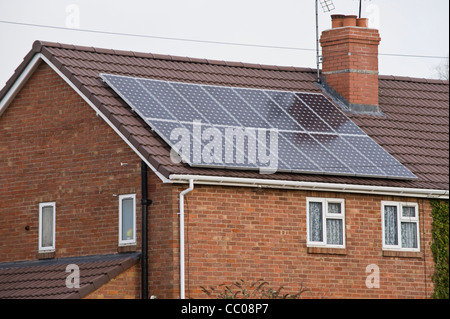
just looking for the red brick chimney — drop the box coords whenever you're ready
[320,14,381,113]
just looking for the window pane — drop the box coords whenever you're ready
[122,198,134,241]
[384,205,398,246]
[328,202,341,214]
[309,202,323,242]
[41,206,54,248]
[326,219,343,245]
[402,206,416,218]
[401,222,418,248]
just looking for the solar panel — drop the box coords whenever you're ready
[101,74,417,180]
[296,93,365,135]
[236,88,302,131]
[265,91,333,133]
[138,79,203,122]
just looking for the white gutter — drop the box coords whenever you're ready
[169,175,449,199]
[178,179,194,299]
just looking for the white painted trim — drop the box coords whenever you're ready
[37,53,171,184]
[306,197,346,249]
[118,194,137,246]
[169,175,449,199]
[381,201,420,252]
[0,53,171,184]
[38,202,56,252]
[0,54,42,117]
[306,198,326,246]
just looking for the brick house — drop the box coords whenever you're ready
[0,15,448,299]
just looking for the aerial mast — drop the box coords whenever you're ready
[359,0,362,18]
[316,0,335,83]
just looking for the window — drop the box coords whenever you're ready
[382,201,420,252]
[119,194,136,246]
[39,202,55,252]
[307,198,345,248]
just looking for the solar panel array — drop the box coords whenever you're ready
[101,74,417,180]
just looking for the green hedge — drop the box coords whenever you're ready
[430,200,449,299]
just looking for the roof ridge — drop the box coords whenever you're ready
[32,40,315,73]
[379,74,449,85]
[30,41,450,83]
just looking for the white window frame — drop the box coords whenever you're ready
[118,194,136,246]
[38,202,56,252]
[306,198,346,249]
[381,201,420,252]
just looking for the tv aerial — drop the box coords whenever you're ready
[315,0,335,83]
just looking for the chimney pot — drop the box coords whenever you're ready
[356,18,369,28]
[331,14,346,28]
[343,15,358,27]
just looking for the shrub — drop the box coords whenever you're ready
[201,279,309,299]
[430,200,449,299]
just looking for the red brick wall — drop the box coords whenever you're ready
[0,62,143,262]
[147,174,180,299]
[84,263,141,299]
[156,184,434,299]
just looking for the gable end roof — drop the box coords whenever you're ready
[0,41,448,196]
[0,253,140,299]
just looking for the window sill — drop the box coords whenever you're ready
[307,246,347,255]
[118,244,137,253]
[37,251,56,260]
[382,250,422,258]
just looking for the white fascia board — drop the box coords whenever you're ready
[0,54,42,117]
[169,174,449,199]
[0,53,171,184]
[39,54,171,184]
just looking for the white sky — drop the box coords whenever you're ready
[0,0,449,89]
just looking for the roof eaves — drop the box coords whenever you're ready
[169,174,450,199]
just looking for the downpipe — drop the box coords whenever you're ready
[141,161,152,299]
[179,179,194,299]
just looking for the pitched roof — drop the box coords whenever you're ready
[0,253,140,299]
[1,41,448,191]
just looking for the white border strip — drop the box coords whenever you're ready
[0,53,171,183]
[37,54,172,183]
[0,54,42,117]
[38,201,56,252]
[169,174,449,199]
